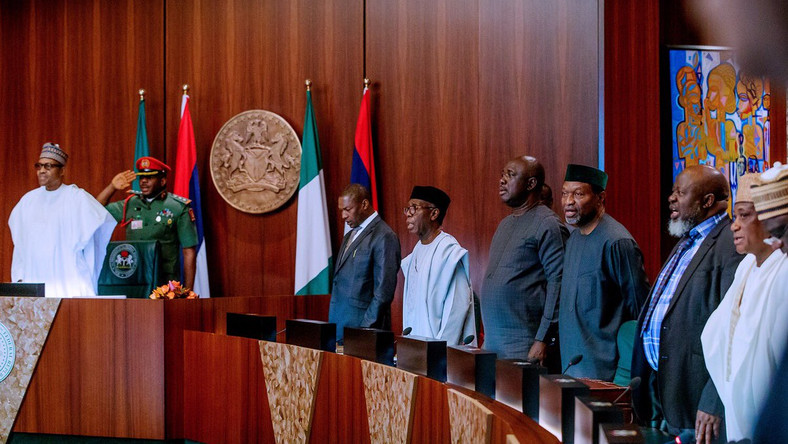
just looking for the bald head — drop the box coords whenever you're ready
[668,165,730,236]
[499,156,545,208]
[684,165,730,207]
[517,156,546,188]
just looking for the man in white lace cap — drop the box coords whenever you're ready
[751,162,788,254]
[8,143,116,297]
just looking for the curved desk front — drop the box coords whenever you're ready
[182,331,559,444]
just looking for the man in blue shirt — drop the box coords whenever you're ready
[631,165,742,443]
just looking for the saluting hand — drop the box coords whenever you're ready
[112,170,137,191]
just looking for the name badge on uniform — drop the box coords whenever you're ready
[131,220,143,230]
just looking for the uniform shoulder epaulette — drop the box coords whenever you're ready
[170,193,192,205]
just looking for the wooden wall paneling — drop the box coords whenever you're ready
[200,294,330,336]
[183,331,274,443]
[366,0,481,335]
[770,85,787,163]
[410,376,451,443]
[164,0,363,298]
[309,352,370,444]
[0,0,164,281]
[163,299,205,438]
[603,0,662,280]
[13,299,166,439]
[165,295,330,438]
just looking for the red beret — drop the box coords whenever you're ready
[135,156,171,176]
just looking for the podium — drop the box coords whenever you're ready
[97,240,161,298]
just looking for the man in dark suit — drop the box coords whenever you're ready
[329,184,401,344]
[631,165,742,443]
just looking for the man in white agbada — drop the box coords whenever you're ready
[701,172,788,441]
[401,185,475,345]
[8,143,116,298]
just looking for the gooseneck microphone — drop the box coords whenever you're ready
[613,376,642,404]
[402,327,412,336]
[562,354,583,375]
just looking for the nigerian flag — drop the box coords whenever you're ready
[295,88,333,295]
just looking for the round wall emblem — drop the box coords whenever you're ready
[210,110,302,214]
[0,322,15,383]
[109,243,139,279]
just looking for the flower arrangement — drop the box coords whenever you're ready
[149,280,199,299]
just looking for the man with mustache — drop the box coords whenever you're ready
[558,164,649,381]
[401,185,475,345]
[632,165,742,443]
[97,157,198,289]
[480,156,568,363]
[9,143,116,297]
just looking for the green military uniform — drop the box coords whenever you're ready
[106,189,198,284]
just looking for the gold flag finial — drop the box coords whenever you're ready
[305,79,312,92]
[364,78,371,88]
[138,89,145,101]
[182,84,189,95]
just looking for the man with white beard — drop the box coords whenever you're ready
[631,165,743,443]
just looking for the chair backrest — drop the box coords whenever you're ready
[98,241,160,298]
[613,320,638,386]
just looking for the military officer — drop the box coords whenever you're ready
[96,156,198,289]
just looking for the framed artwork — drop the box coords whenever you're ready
[668,45,772,210]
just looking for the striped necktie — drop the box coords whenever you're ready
[643,234,697,323]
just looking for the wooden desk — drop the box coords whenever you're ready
[11,295,330,440]
[182,331,559,444]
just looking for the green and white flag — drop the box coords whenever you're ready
[132,96,149,191]
[295,89,333,295]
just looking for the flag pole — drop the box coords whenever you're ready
[364,78,370,89]
[183,84,189,95]
[138,89,145,101]
[305,79,312,91]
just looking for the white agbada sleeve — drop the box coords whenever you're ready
[71,188,117,292]
[433,251,474,344]
[9,196,28,282]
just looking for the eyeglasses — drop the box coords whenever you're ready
[34,162,63,171]
[403,205,436,216]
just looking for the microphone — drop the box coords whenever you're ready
[462,334,475,345]
[276,327,286,335]
[402,327,412,336]
[562,354,583,375]
[613,376,642,404]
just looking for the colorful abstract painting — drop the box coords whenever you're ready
[669,47,771,209]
